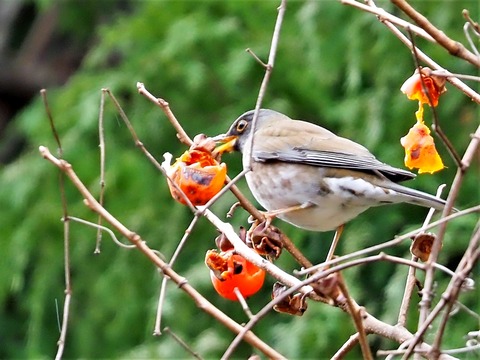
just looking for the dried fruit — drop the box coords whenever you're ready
[312,272,343,302]
[215,227,247,252]
[250,221,283,261]
[205,249,265,301]
[271,282,308,316]
[410,232,437,262]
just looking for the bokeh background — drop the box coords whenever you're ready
[0,0,478,358]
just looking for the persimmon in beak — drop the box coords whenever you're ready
[212,134,238,157]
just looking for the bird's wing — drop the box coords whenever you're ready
[254,148,415,182]
[252,119,415,182]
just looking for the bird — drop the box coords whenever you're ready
[214,109,446,257]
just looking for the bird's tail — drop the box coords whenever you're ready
[386,182,448,211]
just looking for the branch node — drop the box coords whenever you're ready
[157,98,169,107]
[177,277,188,289]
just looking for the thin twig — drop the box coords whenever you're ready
[331,333,360,360]
[381,343,480,357]
[246,48,268,68]
[398,185,447,327]
[337,278,373,360]
[54,293,71,360]
[41,89,71,360]
[41,89,63,158]
[226,202,242,218]
[295,204,480,277]
[403,227,480,359]
[422,185,447,231]
[430,222,480,356]
[66,216,137,250]
[397,255,419,327]
[392,0,480,67]
[104,88,198,213]
[455,301,480,321]
[429,70,480,82]
[163,327,203,360]
[342,0,480,104]
[95,89,107,254]
[463,23,480,57]
[340,0,435,42]
[234,288,254,319]
[154,216,200,335]
[243,0,286,172]
[444,343,480,355]
[135,85,192,145]
[463,9,480,34]
[413,125,480,354]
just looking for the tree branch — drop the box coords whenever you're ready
[392,0,480,67]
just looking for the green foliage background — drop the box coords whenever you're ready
[1,0,478,358]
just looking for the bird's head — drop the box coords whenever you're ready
[213,109,285,154]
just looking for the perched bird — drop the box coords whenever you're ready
[215,109,446,244]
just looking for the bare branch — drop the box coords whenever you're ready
[244,0,286,173]
[67,216,136,250]
[341,0,435,42]
[463,9,480,34]
[154,216,200,335]
[416,124,480,348]
[163,327,203,360]
[332,333,360,360]
[392,0,480,67]
[398,185,447,327]
[104,88,198,213]
[342,0,480,103]
[41,89,72,360]
[403,225,480,359]
[95,89,107,254]
[136,83,193,145]
[338,279,373,360]
[296,204,480,277]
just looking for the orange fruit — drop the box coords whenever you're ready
[167,149,227,205]
[205,249,265,301]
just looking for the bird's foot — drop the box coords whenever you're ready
[262,202,315,227]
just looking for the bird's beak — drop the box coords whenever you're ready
[212,133,237,155]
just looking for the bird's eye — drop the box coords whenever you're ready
[236,119,248,133]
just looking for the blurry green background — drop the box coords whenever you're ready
[0,0,478,358]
